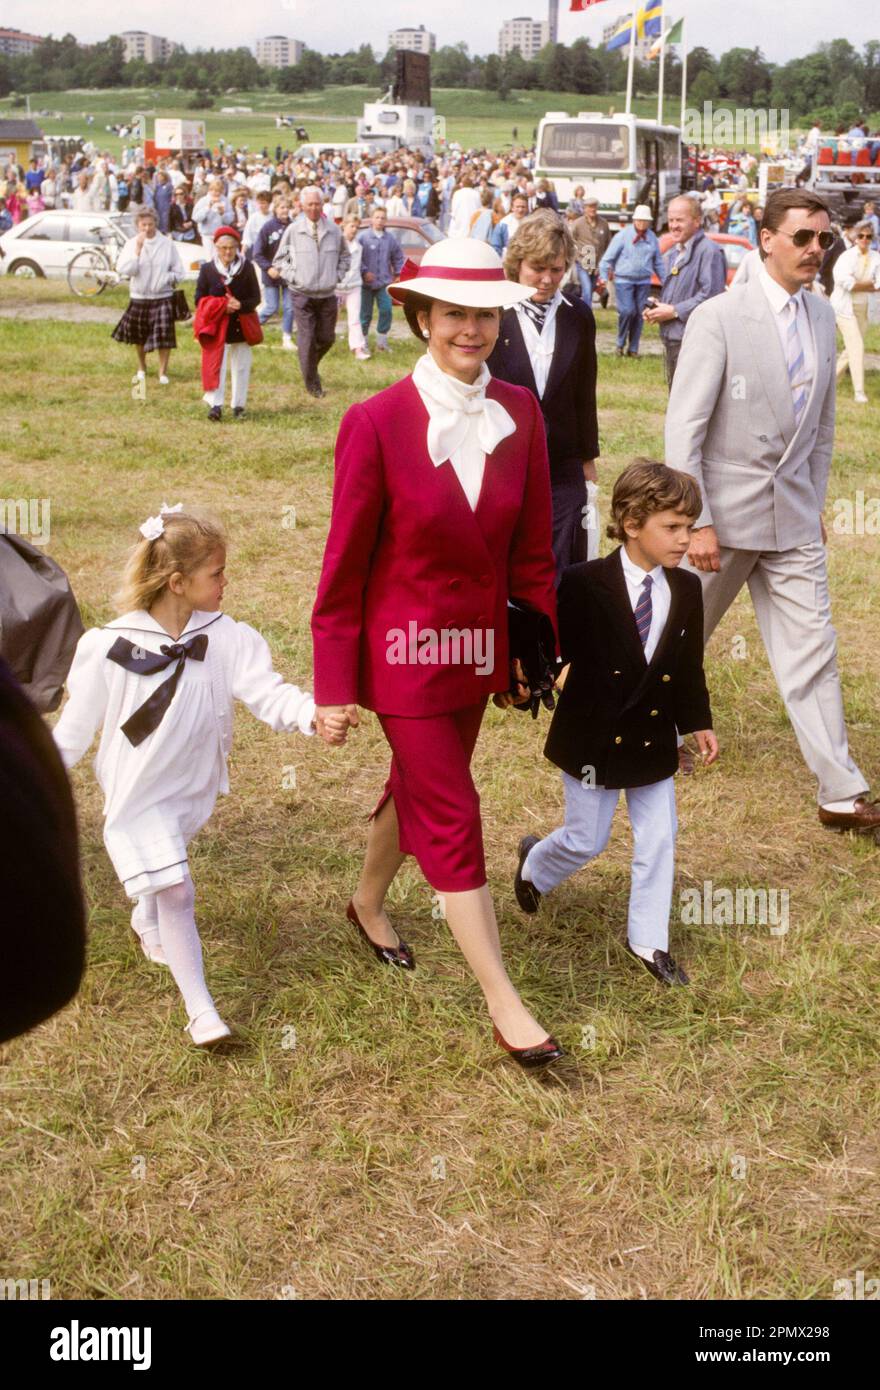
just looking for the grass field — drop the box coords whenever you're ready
[0,278,878,1301]
[2,83,762,155]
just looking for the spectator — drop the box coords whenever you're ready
[358,205,405,353]
[274,186,350,398]
[570,196,612,304]
[337,213,371,362]
[831,219,880,404]
[645,193,728,388]
[193,180,230,243]
[153,170,173,233]
[111,208,184,387]
[255,196,294,350]
[195,225,262,422]
[490,192,529,255]
[169,186,200,244]
[599,205,665,358]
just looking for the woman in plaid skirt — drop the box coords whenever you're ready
[112,208,185,387]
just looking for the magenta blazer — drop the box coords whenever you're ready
[311,373,558,716]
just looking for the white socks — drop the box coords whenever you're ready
[628,941,657,962]
[150,876,216,1021]
[820,797,860,813]
[132,895,162,956]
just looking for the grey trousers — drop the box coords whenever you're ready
[292,292,338,391]
[691,541,866,804]
[663,339,682,390]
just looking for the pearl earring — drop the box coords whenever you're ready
[422,329,429,339]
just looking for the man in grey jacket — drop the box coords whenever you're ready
[665,187,879,834]
[275,187,350,397]
[644,193,727,386]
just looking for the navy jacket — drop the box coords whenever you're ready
[253,215,291,287]
[487,294,599,485]
[194,259,261,343]
[544,548,712,788]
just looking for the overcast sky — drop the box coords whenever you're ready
[6,1,875,66]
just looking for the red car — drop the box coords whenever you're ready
[357,216,444,265]
[653,231,754,287]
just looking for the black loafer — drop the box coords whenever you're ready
[232,406,246,420]
[207,405,222,422]
[626,943,689,986]
[514,835,542,914]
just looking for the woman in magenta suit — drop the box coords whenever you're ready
[311,239,563,1068]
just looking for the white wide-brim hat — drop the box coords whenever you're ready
[632,204,654,221]
[388,238,536,308]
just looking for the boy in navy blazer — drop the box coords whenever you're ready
[515,460,719,985]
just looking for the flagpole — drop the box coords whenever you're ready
[657,20,667,125]
[680,16,687,132]
[625,10,637,116]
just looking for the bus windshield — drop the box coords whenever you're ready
[540,122,631,171]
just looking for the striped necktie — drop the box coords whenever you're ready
[634,575,653,648]
[784,296,808,422]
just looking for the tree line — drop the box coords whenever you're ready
[2,33,878,129]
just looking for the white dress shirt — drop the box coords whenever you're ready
[412,352,516,511]
[758,263,814,405]
[513,289,564,398]
[620,547,670,663]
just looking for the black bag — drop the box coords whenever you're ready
[0,532,84,713]
[506,598,558,719]
[172,289,192,321]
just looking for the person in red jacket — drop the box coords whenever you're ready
[311,239,564,1069]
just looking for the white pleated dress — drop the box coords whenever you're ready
[54,609,315,898]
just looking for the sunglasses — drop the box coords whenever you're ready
[773,227,835,250]
[856,233,872,241]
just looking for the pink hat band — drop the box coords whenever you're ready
[400,264,506,285]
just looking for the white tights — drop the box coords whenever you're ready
[136,875,215,1019]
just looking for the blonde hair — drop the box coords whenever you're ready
[115,511,227,614]
[504,209,575,280]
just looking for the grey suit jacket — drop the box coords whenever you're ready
[664,273,836,550]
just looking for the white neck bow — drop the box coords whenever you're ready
[412,352,516,467]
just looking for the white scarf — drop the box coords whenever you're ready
[212,248,244,283]
[412,351,516,511]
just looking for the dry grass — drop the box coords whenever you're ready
[0,284,878,1300]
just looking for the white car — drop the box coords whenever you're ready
[0,210,208,281]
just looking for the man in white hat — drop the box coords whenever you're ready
[599,205,665,357]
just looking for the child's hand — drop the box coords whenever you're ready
[315,704,359,745]
[693,730,719,766]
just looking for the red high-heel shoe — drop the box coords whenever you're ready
[492,1023,564,1069]
[346,900,415,970]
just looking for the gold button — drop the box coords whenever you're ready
[613,669,621,676]
[644,740,651,747]
[662,674,671,682]
[614,736,622,744]
[650,709,659,716]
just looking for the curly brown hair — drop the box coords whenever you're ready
[503,209,575,281]
[606,459,702,542]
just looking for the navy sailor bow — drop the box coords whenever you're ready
[107,633,209,746]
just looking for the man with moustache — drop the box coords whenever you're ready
[665,188,880,834]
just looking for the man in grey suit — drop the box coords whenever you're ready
[665,188,879,833]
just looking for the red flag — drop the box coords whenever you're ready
[570,0,609,10]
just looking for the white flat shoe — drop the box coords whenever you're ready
[185,1009,232,1048]
[158,374,170,385]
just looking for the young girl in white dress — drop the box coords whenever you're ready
[54,505,345,1047]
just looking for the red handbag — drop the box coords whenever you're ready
[238,310,263,346]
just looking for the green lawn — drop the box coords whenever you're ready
[2,83,777,155]
[0,282,877,1299]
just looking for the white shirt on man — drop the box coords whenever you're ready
[757,262,814,405]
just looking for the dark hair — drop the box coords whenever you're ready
[402,291,435,340]
[758,188,830,261]
[606,459,702,542]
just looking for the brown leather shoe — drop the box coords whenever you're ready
[677,744,696,776]
[818,797,880,833]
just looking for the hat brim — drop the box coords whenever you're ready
[388,277,536,308]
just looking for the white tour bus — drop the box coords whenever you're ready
[535,112,685,228]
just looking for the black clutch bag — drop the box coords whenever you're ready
[506,597,558,719]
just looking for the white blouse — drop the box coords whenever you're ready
[412,351,516,511]
[513,289,564,399]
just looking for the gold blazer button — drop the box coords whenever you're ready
[614,735,622,744]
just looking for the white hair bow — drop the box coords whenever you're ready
[138,500,183,541]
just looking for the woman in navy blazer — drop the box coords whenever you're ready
[488,211,599,584]
[311,239,564,1068]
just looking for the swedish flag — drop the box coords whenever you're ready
[606,0,663,52]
